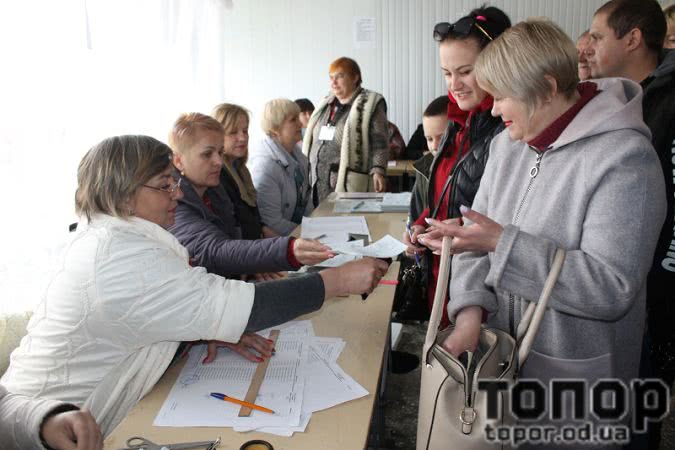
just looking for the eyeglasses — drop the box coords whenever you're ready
[433,16,493,43]
[142,177,181,194]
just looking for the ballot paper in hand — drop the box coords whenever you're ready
[314,253,360,268]
[330,234,407,258]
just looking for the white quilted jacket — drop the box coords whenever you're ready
[1,214,254,435]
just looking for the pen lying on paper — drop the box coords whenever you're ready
[209,392,274,414]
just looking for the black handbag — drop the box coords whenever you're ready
[392,256,429,322]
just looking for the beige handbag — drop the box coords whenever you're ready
[416,237,565,450]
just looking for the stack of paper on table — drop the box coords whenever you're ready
[335,192,385,199]
[300,216,371,243]
[332,192,412,213]
[333,199,382,213]
[153,320,368,436]
[380,192,412,212]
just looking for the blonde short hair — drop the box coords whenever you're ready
[260,99,300,136]
[475,20,579,113]
[665,4,675,24]
[168,112,223,155]
[211,103,250,134]
[75,135,173,221]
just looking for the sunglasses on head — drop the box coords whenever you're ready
[433,15,493,42]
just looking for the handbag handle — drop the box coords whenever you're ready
[516,248,565,365]
[423,235,565,367]
[423,236,453,361]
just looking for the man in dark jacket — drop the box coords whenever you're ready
[587,1,675,447]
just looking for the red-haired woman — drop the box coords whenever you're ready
[302,57,389,203]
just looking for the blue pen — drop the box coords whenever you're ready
[406,220,422,266]
[352,200,365,211]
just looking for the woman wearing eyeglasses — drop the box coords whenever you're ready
[1,135,388,436]
[302,56,389,203]
[403,6,511,327]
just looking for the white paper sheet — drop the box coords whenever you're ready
[336,192,385,200]
[333,199,382,213]
[235,337,364,437]
[327,240,364,256]
[154,335,306,428]
[309,337,346,363]
[301,345,368,413]
[316,232,351,248]
[154,322,366,437]
[314,253,360,268]
[353,16,376,50]
[258,320,315,338]
[300,216,371,241]
[380,192,412,212]
[330,234,407,258]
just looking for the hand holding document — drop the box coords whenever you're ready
[330,234,407,259]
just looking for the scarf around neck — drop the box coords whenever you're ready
[222,158,257,208]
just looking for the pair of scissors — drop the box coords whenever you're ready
[119,436,221,450]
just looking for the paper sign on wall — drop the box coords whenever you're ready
[353,16,376,49]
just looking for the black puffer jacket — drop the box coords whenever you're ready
[427,109,504,220]
[641,49,675,379]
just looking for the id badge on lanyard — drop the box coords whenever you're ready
[319,125,336,141]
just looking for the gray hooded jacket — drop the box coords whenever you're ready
[449,78,666,386]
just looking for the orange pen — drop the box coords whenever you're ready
[209,392,274,414]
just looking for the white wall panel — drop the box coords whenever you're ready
[222,0,618,142]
